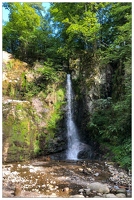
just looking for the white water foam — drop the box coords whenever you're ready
[66,74,80,160]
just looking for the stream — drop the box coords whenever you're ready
[2,156,132,198]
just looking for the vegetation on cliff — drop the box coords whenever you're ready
[2,53,66,162]
[2,2,131,169]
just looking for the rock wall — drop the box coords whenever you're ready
[69,57,113,150]
[2,52,67,163]
[2,100,37,162]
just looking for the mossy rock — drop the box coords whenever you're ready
[2,101,38,163]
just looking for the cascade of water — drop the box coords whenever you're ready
[66,74,80,160]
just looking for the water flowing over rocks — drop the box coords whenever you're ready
[2,158,132,198]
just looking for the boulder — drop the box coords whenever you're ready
[87,182,109,194]
[116,193,126,198]
[104,193,117,198]
[77,142,93,159]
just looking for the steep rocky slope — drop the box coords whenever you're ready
[2,51,67,162]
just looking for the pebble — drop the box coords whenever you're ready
[42,185,45,188]
[78,168,83,172]
[17,164,21,168]
[114,185,119,190]
[118,172,124,178]
[79,189,84,193]
[87,168,92,172]
[94,172,99,176]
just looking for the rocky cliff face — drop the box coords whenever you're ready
[2,51,67,163]
[69,57,113,149]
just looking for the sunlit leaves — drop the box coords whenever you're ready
[66,9,100,43]
[9,3,40,31]
[3,2,40,57]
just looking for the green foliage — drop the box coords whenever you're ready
[99,3,131,64]
[6,60,14,70]
[37,65,58,83]
[34,140,41,155]
[46,88,65,136]
[47,112,58,130]
[3,2,40,60]
[87,90,131,169]
[21,72,27,90]
[3,2,64,63]
[25,82,40,98]
[110,138,131,169]
[9,84,15,97]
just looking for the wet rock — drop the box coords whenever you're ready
[116,193,126,198]
[77,143,92,159]
[87,182,109,194]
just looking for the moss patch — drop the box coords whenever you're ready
[2,101,38,162]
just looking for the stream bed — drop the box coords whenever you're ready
[3,156,132,198]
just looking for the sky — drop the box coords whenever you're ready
[2,2,51,23]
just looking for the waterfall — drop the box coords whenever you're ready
[66,74,80,160]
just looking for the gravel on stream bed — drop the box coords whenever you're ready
[2,158,132,198]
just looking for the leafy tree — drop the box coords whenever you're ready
[3,2,40,60]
